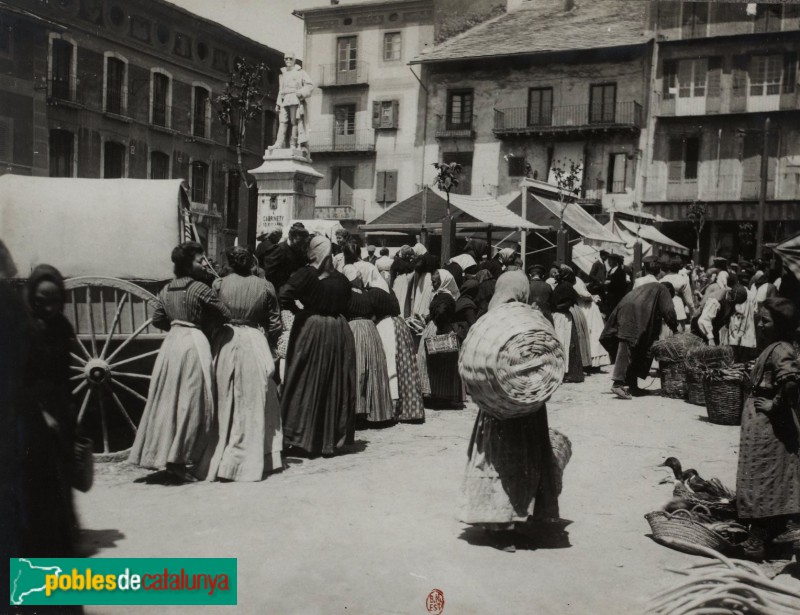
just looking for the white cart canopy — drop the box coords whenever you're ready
[0,176,189,280]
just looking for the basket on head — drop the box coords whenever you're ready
[703,365,749,426]
[458,302,565,420]
[645,508,734,556]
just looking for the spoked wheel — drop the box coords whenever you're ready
[64,277,165,460]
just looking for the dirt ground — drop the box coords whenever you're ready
[78,369,799,615]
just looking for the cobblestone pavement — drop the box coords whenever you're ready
[79,368,798,615]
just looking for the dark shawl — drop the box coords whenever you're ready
[367,288,400,320]
[444,262,464,289]
[528,279,554,322]
[430,292,456,334]
[552,281,579,313]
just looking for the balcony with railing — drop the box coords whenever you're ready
[49,78,72,102]
[318,62,369,88]
[307,128,375,154]
[314,195,368,220]
[435,114,477,139]
[493,101,643,137]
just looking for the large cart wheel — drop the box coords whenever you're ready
[64,277,165,461]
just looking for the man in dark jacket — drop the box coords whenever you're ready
[600,281,678,399]
[263,223,309,292]
[588,250,608,294]
[527,264,554,323]
[603,253,627,315]
[256,228,283,271]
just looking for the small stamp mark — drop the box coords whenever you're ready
[426,588,445,614]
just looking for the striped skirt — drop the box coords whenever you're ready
[570,305,593,368]
[349,319,395,423]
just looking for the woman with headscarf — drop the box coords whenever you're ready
[458,271,563,551]
[418,269,464,408]
[463,238,488,264]
[408,248,439,321]
[130,243,231,482]
[17,265,82,565]
[279,236,357,456]
[391,245,417,316]
[449,253,478,277]
[204,246,283,482]
[369,288,425,423]
[736,298,800,560]
[573,274,610,368]
[343,240,390,292]
[343,265,394,425]
[453,279,480,339]
[552,265,587,383]
[475,259,503,317]
[444,261,464,290]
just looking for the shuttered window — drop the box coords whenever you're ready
[678,58,707,98]
[49,130,74,177]
[376,170,397,203]
[668,136,700,181]
[372,100,399,129]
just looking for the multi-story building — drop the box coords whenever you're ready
[412,0,651,216]
[294,0,435,226]
[642,0,800,262]
[0,0,283,259]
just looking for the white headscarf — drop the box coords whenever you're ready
[434,268,460,300]
[412,243,428,256]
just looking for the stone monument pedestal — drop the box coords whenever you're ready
[249,147,323,239]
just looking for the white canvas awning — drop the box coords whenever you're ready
[615,219,690,256]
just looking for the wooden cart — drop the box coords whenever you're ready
[1,176,199,459]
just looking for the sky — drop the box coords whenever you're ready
[169,0,323,57]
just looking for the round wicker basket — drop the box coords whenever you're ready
[458,302,565,419]
[659,360,687,399]
[645,508,734,556]
[703,366,749,426]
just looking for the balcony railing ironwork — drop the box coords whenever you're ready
[307,128,375,153]
[318,62,369,87]
[493,101,642,135]
[435,114,477,139]
[314,196,367,220]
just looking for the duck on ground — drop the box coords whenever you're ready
[658,457,735,502]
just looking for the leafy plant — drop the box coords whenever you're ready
[686,200,707,257]
[432,161,462,215]
[214,58,270,189]
[550,158,583,230]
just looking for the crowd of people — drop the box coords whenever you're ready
[3,223,800,568]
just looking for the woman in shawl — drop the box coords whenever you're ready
[343,265,394,425]
[736,298,800,560]
[459,271,563,551]
[418,269,464,408]
[409,247,439,321]
[369,288,425,423]
[449,253,478,277]
[453,279,480,339]
[552,266,587,383]
[475,260,503,317]
[17,265,82,565]
[130,242,231,482]
[280,236,357,456]
[205,246,283,482]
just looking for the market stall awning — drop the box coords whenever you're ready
[572,240,635,276]
[360,188,549,233]
[506,192,625,252]
[774,231,800,280]
[615,219,690,256]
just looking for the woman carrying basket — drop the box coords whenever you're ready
[458,271,564,552]
[736,297,800,560]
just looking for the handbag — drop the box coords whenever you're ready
[73,436,94,493]
[424,332,460,355]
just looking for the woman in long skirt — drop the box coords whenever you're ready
[279,236,357,456]
[418,269,464,407]
[459,271,563,550]
[736,298,800,560]
[129,242,231,482]
[205,246,284,482]
[369,288,425,423]
[552,266,585,383]
[574,275,609,368]
[343,266,394,424]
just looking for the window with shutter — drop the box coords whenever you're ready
[191,161,209,203]
[376,170,386,202]
[106,57,126,114]
[706,57,722,98]
[446,90,473,130]
[607,153,627,193]
[384,170,397,202]
[0,117,13,163]
[668,137,684,181]
[334,104,356,136]
[51,39,73,100]
[383,32,401,62]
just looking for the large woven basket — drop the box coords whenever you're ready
[686,369,706,406]
[659,360,687,399]
[459,302,565,419]
[672,483,737,520]
[549,428,572,496]
[645,508,734,556]
[703,366,749,426]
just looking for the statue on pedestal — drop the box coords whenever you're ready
[269,52,314,153]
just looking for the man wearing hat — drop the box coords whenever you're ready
[366,245,377,265]
[589,250,608,295]
[527,264,553,323]
[604,253,628,314]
